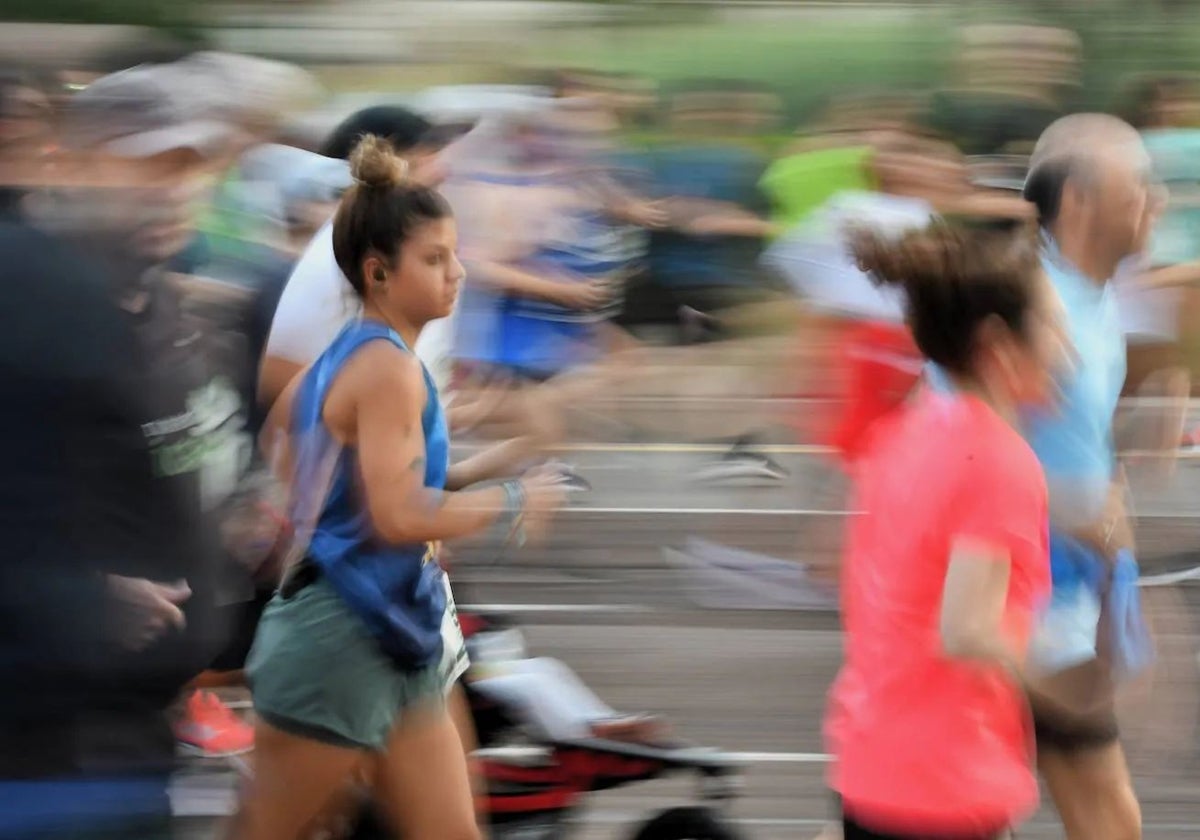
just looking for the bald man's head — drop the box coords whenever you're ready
[1024,113,1158,270]
[1023,113,1148,225]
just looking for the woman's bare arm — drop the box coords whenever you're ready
[348,343,509,544]
[444,438,532,492]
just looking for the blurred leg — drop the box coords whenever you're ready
[1039,741,1141,840]
[446,681,486,814]
[229,718,362,840]
[373,704,481,840]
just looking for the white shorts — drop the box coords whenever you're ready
[1026,586,1103,675]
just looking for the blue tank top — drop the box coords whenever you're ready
[290,320,451,668]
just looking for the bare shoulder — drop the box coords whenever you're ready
[343,339,423,387]
[323,339,424,443]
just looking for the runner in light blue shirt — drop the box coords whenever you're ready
[986,114,1154,840]
[922,114,1155,840]
[1024,236,1126,530]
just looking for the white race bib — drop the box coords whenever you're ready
[439,573,470,693]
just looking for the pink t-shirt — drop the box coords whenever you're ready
[827,389,1051,836]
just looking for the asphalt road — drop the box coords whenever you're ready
[458,443,1200,840]
[173,440,1200,839]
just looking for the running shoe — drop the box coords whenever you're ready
[175,690,255,758]
[692,448,789,485]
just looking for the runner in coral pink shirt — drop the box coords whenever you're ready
[825,218,1068,840]
[829,390,1050,838]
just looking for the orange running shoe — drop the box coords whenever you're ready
[175,690,255,758]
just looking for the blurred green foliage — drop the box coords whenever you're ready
[3,0,208,29]
[530,3,1200,124]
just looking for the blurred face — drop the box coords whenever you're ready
[405,144,448,187]
[510,105,614,168]
[1071,139,1155,263]
[55,146,214,262]
[1156,88,1200,128]
[368,216,464,326]
[875,147,967,198]
[0,85,53,161]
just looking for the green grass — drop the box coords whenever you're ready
[312,6,1200,131]
[527,14,954,122]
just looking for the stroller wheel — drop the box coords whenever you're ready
[627,806,746,840]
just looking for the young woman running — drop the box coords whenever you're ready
[826,220,1068,840]
[232,136,565,840]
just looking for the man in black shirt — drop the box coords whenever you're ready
[0,64,243,836]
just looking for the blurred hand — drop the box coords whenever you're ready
[106,575,191,651]
[1073,483,1134,562]
[437,542,456,573]
[519,465,569,543]
[623,199,670,229]
[549,279,614,312]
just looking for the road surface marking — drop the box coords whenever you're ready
[461,603,652,614]
[572,506,852,516]
[728,751,830,762]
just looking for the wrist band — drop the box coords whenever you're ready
[500,480,527,548]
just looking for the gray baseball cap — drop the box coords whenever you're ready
[62,63,236,158]
[177,51,322,126]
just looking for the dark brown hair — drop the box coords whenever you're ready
[850,221,1041,376]
[331,134,451,297]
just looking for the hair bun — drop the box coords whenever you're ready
[348,134,409,189]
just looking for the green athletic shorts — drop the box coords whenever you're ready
[246,577,463,751]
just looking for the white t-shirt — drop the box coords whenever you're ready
[264,222,455,388]
[763,191,935,323]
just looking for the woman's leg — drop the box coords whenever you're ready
[1039,741,1141,840]
[446,681,486,816]
[374,703,482,840]
[228,718,363,840]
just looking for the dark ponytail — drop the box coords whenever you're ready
[849,220,1040,375]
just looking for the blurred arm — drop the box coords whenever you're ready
[258,224,347,409]
[351,343,509,543]
[444,438,531,492]
[940,537,1021,677]
[1138,259,1200,290]
[465,258,578,305]
[259,356,303,413]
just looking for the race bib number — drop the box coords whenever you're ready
[439,573,470,693]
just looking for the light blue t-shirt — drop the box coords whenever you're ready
[1026,241,1126,526]
[928,240,1125,527]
